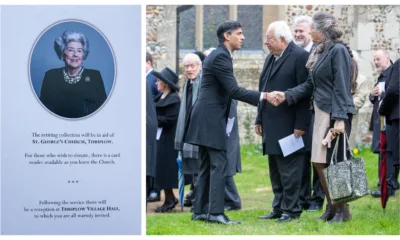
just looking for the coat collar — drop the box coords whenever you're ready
[381,64,392,77]
[269,41,295,79]
[313,42,335,74]
[154,91,180,107]
[218,43,233,59]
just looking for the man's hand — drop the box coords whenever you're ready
[371,85,382,97]
[333,120,345,134]
[255,124,262,136]
[294,129,305,138]
[265,91,285,106]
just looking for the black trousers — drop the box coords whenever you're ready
[190,174,199,205]
[194,146,227,214]
[386,121,400,190]
[225,176,241,208]
[268,152,305,217]
[298,152,311,209]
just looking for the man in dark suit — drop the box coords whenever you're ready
[184,20,272,225]
[146,52,160,97]
[293,16,324,212]
[379,58,400,195]
[145,52,160,202]
[146,81,157,207]
[256,21,311,223]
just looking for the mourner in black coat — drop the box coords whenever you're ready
[175,53,203,209]
[184,21,268,225]
[370,64,392,153]
[151,67,181,213]
[256,22,311,222]
[146,82,158,199]
[369,50,398,197]
[40,67,107,118]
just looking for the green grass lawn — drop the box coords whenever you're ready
[147,145,400,235]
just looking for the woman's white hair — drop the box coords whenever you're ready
[54,31,90,60]
[182,53,201,65]
[268,21,293,43]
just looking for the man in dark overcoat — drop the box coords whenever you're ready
[255,21,311,222]
[146,52,160,202]
[369,50,398,197]
[146,82,157,201]
[184,20,271,225]
[175,53,203,209]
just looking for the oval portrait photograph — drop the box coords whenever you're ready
[29,20,115,119]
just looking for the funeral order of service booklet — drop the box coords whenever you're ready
[1,5,141,235]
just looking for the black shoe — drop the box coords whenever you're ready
[154,198,178,213]
[206,214,241,225]
[191,213,207,221]
[147,192,160,202]
[307,204,323,212]
[371,190,381,198]
[276,214,297,223]
[225,205,242,211]
[259,211,281,219]
[300,204,309,211]
[183,198,192,207]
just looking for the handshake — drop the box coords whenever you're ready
[264,91,286,106]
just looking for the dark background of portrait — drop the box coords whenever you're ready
[29,20,115,98]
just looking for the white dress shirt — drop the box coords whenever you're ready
[304,41,313,53]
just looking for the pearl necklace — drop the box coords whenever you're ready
[63,67,84,84]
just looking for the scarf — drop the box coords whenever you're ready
[174,71,202,159]
[305,39,330,71]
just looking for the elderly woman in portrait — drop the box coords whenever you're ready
[151,67,181,213]
[274,12,357,222]
[40,31,107,118]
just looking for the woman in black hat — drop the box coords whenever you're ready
[151,67,181,212]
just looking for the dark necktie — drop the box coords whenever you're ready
[186,82,193,113]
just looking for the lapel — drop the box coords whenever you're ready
[261,54,274,91]
[312,42,334,76]
[218,43,233,62]
[260,54,273,81]
[270,41,295,79]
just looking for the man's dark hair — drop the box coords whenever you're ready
[217,20,242,44]
[146,52,153,66]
